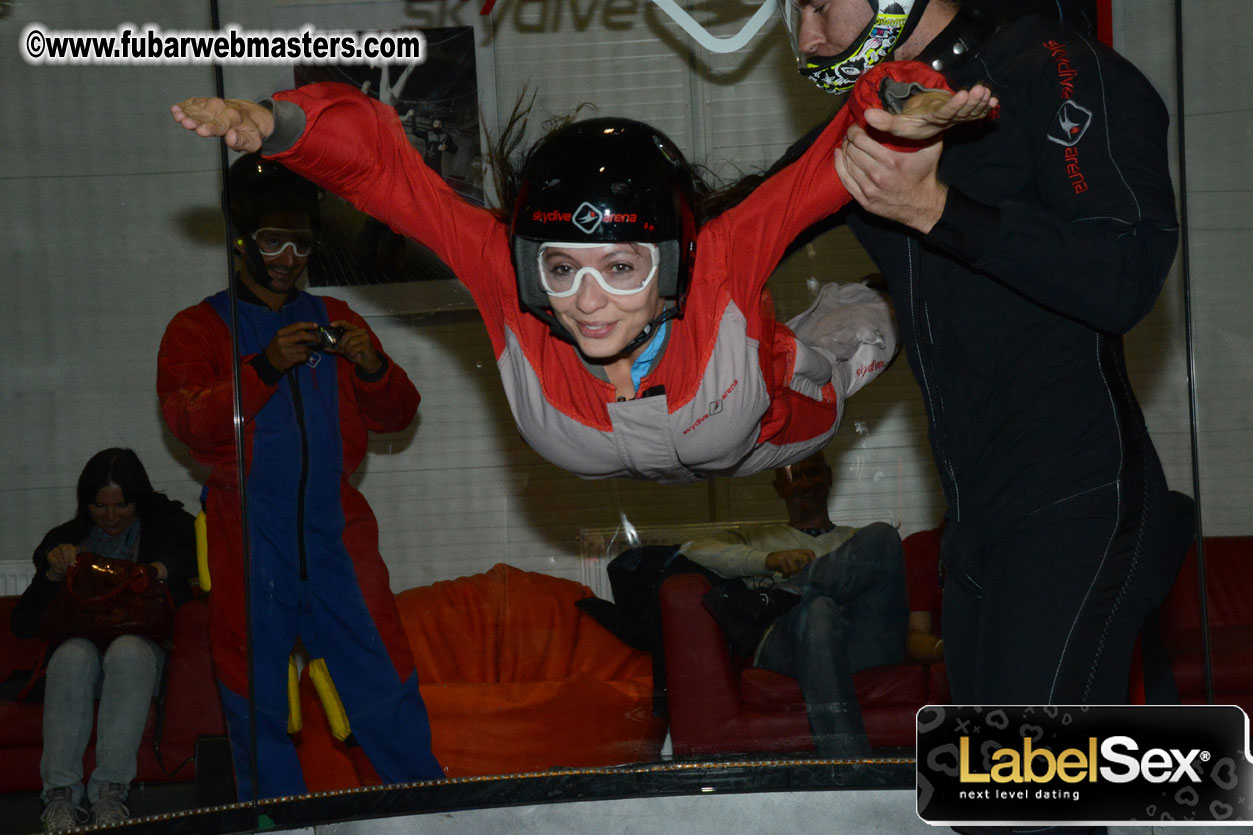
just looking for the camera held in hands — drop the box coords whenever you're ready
[315,323,345,348]
[316,325,346,350]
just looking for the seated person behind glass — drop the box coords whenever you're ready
[10,448,196,832]
[680,451,907,757]
[906,542,944,663]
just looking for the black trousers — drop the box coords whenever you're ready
[941,466,1186,835]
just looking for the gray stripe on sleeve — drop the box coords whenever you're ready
[259,98,306,155]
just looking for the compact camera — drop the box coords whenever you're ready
[316,325,345,350]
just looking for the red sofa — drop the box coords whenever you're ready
[1150,536,1253,715]
[0,596,226,793]
[659,528,948,757]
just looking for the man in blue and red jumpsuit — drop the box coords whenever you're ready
[157,156,441,799]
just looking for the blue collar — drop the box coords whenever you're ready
[630,320,668,392]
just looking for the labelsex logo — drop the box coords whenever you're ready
[960,735,1207,785]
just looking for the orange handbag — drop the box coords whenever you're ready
[38,553,174,649]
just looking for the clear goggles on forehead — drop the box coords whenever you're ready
[779,0,809,63]
[537,242,658,298]
[252,227,316,257]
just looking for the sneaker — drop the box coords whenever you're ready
[40,786,87,833]
[90,782,130,828]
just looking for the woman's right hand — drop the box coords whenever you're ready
[45,543,79,582]
[171,97,275,152]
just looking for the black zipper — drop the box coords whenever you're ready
[289,371,310,581]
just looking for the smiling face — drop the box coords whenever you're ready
[238,208,313,302]
[542,243,666,360]
[88,483,138,538]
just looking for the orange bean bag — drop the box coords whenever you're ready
[296,564,665,788]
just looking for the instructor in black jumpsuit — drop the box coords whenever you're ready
[782,0,1183,748]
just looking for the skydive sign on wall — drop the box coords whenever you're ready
[917,705,1253,825]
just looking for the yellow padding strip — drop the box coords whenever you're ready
[308,658,352,741]
[194,511,210,591]
[287,656,302,734]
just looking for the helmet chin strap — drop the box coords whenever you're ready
[796,0,926,95]
[619,303,679,356]
[240,238,283,292]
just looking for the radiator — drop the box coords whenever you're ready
[0,560,36,597]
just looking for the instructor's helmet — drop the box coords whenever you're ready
[780,0,932,95]
[510,118,698,342]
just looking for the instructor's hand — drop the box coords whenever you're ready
[171,97,274,152]
[835,126,948,234]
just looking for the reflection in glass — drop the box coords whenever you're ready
[3,0,1246,831]
[8,450,197,829]
[157,152,443,801]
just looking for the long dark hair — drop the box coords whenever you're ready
[70,448,157,539]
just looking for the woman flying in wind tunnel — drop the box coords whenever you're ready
[171,61,994,483]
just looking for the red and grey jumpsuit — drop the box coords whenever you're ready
[260,63,949,483]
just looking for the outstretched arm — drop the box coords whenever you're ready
[715,63,993,299]
[171,85,513,348]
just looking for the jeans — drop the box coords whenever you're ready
[754,522,908,756]
[40,635,164,806]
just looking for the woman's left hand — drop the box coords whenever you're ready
[865,83,998,140]
[330,320,383,376]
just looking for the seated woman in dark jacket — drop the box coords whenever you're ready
[11,448,196,832]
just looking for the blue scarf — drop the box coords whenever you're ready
[82,519,142,562]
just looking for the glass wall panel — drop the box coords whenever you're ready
[3,0,1243,831]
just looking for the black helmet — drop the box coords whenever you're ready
[510,118,698,325]
[226,153,320,236]
[780,0,931,95]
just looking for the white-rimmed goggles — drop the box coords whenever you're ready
[537,242,659,298]
[252,227,316,257]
